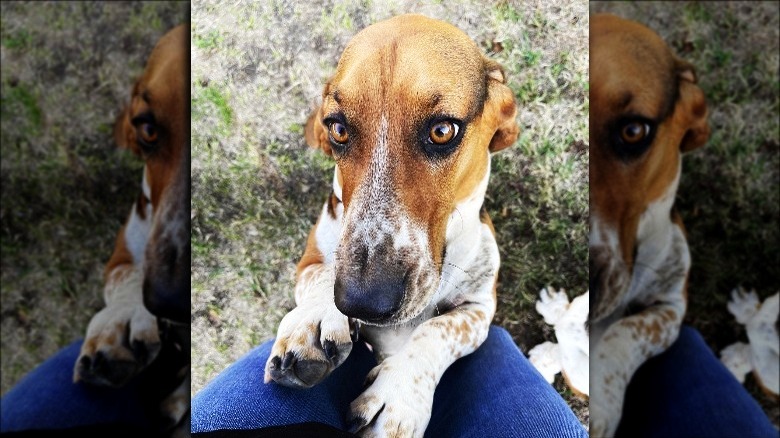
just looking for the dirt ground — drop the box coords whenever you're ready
[591,1,780,429]
[191,0,589,428]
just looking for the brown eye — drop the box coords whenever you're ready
[620,122,649,144]
[139,122,158,144]
[429,121,458,145]
[329,122,349,144]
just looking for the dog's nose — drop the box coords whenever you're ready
[334,269,405,323]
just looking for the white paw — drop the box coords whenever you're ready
[528,341,561,384]
[727,287,760,324]
[349,358,433,438]
[536,287,570,325]
[264,303,353,388]
[74,302,160,387]
[720,342,751,383]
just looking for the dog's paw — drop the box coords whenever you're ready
[264,304,352,388]
[536,287,570,325]
[74,303,160,387]
[589,365,622,438]
[348,359,433,438]
[589,398,621,438]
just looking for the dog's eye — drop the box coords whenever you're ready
[429,121,458,145]
[132,113,159,153]
[620,122,650,144]
[328,121,349,145]
[138,122,158,145]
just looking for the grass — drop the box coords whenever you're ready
[0,1,188,395]
[591,1,779,427]
[191,0,589,428]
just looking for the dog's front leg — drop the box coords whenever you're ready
[350,302,494,438]
[590,225,690,437]
[264,195,353,388]
[74,192,161,387]
[350,225,499,438]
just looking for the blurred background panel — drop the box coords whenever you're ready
[0,1,188,395]
[591,1,779,427]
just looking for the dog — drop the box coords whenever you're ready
[589,14,710,436]
[263,14,518,437]
[72,24,190,431]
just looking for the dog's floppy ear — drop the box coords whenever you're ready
[304,81,333,156]
[483,59,519,153]
[675,58,710,153]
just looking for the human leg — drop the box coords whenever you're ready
[190,337,376,433]
[617,325,777,437]
[0,339,151,432]
[425,325,588,438]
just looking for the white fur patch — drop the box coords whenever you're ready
[125,200,152,266]
[314,201,342,265]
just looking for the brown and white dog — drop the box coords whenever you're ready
[589,14,710,436]
[72,24,190,430]
[263,14,518,437]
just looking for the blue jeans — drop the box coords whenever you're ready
[616,325,777,437]
[0,340,153,433]
[191,326,587,437]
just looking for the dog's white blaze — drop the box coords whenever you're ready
[340,114,433,266]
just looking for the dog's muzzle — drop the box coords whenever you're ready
[334,243,406,324]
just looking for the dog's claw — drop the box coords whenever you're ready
[347,415,368,434]
[281,352,296,371]
[323,340,338,363]
[350,319,361,342]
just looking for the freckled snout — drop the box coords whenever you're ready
[334,243,406,324]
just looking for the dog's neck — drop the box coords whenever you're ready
[592,159,691,344]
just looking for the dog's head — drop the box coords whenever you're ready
[114,24,190,323]
[305,14,517,326]
[589,14,709,320]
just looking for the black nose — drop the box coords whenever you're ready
[334,269,405,323]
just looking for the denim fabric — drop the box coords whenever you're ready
[0,340,152,432]
[191,325,587,438]
[617,325,778,438]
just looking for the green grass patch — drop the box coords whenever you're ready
[1,82,43,136]
[193,30,223,49]
[193,84,233,137]
[1,29,31,49]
